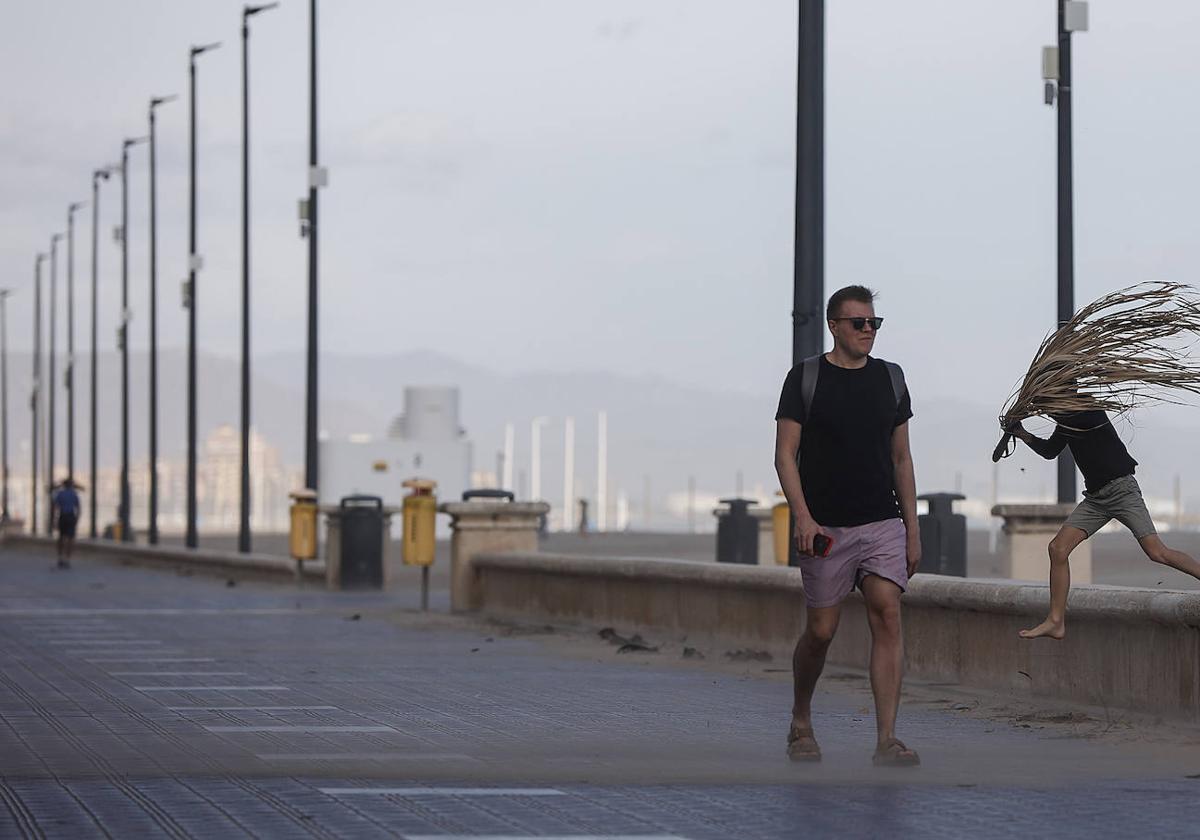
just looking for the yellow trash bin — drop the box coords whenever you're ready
[772,492,791,566]
[402,478,438,609]
[289,489,319,573]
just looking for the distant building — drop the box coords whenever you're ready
[319,387,471,532]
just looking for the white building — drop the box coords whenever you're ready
[318,387,471,533]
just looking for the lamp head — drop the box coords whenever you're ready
[151,94,179,109]
[69,201,86,214]
[244,2,280,19]
[191,41,222,57]
[51,233,64,245]
[123,136,149,151]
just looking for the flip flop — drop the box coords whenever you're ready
[873,737,920,767]
[786,726,822,762]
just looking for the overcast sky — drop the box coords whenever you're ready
[3,0,1199,412]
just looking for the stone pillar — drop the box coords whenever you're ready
[991,503,1092,584]
[440,500,550,612]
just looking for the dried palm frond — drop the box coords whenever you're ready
[992,282,1200,462]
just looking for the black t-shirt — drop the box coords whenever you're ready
[1023,409,1137,493]
[775,355,913,527]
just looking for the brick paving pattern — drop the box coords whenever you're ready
[1,545,1198,838]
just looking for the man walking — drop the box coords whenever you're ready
[774,285,921,766]
[52,478,81,569]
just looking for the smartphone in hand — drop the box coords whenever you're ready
[812,533,834,557]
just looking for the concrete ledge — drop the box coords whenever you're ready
[4,534,325,582]
[474,552,1200,722]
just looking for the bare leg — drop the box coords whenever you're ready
[1020,525,1088,640]
[1139,535,1200,582]
[791,604,841,732]
[861,574,907,749]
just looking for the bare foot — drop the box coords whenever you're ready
[1019,617,1065,640]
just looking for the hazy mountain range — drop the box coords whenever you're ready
[6,348,1198,524]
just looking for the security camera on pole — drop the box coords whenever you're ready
[1041,0,1089,504]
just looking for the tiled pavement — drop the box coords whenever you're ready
[2,545,1199,839]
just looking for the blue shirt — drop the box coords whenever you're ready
[53,488,80,517]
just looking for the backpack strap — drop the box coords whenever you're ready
[883,360,906,408]
[799,354,822,423]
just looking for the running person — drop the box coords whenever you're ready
[1007,413,1200,639]
[774,285,922,767]
[52,479,81,569]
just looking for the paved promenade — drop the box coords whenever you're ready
[1,544,1198,838]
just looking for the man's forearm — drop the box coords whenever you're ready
[893,455,918,530]
[775,454,813,523]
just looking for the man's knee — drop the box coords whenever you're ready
[867,601,902,639]
[801,622,837,652]
[1048,537,1073,565]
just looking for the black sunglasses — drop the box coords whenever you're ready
[831,317,884,331]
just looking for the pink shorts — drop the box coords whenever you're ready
[798,518,909,608]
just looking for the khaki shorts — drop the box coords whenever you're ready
[1064,474,1156,539]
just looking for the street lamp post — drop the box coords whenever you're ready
[32,254,45,534]
[792,0,825,365]
[0,288,12,523]
[90,166,114,538]
[47,232,63,532]
[303,0,325,498]
[120,136,148,542]
[240,2,280,554]
[186,42,221,550]
[1043,0,1088,504]
[67,201,85,486]
[148,95,177,546]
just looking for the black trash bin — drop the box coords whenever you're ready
[716,498,759,564]
[917,492,967,576]
[338,495,385,589]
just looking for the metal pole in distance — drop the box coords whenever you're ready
[793,0,825,365]
[421,566,429,612]
[120,138,145,542]
[187,53,198,548]
[149,103,159,544]
[89,169,109,538]
[1055,0,1077,504]
[148,96,176,546]
[0,289,11,522]
[67,203,84,485]
[240,3,278,554]
[304,0,320,497]
[240,10,252,554]
[185,44,218,549]
[32,255,44,534]
[47,233,63,532]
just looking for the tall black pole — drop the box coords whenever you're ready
[240,11,252,554]
[67,203,83,485]
[793,0,824,365]
[240,3,277,554]
[188,52,199,549]
[186,46,217,549]
[1056,0,1077,504]
[304,0,320,495]
[32,255,44,534]
[148,97,174,546]
[120,138,144,542]
[90,169,110,538]
[47,232,62,532]
[0,289,11,523]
